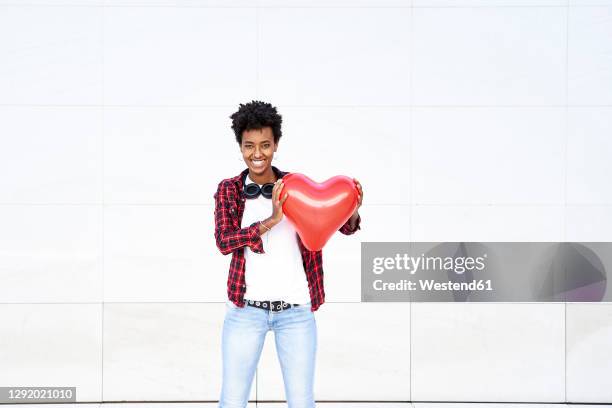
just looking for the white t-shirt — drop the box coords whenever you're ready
[241,174,311,304]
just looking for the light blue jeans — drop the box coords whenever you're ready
[219,299,317,408]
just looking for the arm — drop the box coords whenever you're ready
[214,182,264,255]
[213,179,287,255]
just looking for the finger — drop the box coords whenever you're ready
[272,180,282,200]
[354,182,362,196]
[276,181,284,202]
[271,181,278,199]
[281,192,289,204]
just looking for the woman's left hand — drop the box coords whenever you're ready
[352,178,363,217]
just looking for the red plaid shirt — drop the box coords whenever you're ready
[214,166,361,312]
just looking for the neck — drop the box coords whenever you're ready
[248,167,277,185]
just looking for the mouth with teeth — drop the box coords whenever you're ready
[250,159,267,169]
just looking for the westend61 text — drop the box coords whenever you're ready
[373,279,493,291]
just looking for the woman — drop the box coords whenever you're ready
[214,100,362,408]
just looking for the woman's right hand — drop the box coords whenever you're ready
[271,178,289,223]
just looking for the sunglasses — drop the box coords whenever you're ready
[244,182,275,199]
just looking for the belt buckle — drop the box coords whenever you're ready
[245,299,291,312]
[271,300,289,312]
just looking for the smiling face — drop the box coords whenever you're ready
[240,126,277,180]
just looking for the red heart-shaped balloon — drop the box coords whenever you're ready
[281,173,359,251]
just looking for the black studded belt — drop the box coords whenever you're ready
[245,298,301,312]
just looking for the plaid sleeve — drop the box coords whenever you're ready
[214,182,264,255]
[339,212,361,235]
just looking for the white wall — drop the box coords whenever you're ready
[0,0,611,403]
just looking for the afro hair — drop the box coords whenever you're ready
[230,100,283,145]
